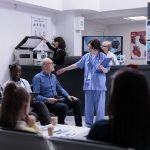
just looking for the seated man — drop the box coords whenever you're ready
[32,58,82,126]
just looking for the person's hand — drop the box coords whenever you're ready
[56,68,66,75]
[51,41,57,48]
[42,36,47,42]
[98,65,108,73]
[67,96,78,101]
[98,64,104,70]
[47,98,58,104]
[26,115,36,127]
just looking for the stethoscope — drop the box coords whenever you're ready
[12,78,27,90]
[88,52,102,71]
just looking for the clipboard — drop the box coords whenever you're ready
[100,57,112,67]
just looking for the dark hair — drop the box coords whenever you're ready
[9,63,21,78]
[0,82,30,128]
[112,40,120,49]
[89,39,102,52]
[54,37,66,50]
[108,68,150,147]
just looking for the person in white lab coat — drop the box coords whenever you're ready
[101,41,119,66]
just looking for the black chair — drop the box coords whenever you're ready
[49,137,131,150]
[0,128,51,150]
[64,56,82,65]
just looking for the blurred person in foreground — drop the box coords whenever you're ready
[0,82,41,133]
[87,67,150,149]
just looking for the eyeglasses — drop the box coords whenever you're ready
[48,62,54,65]
[101,45,108,48]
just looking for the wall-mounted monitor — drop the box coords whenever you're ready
[82,36,123,60]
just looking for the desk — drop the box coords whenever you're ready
[41,124,90,139]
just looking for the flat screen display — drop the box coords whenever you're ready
[82,36,123,60]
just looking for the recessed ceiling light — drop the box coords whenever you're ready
[124,16,147,21]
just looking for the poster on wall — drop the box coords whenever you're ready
[82,36,123,60]
[130,31,146,60]
[147,20,150,40]
[31,17,47,37]
[147,21,150,63]
[147,41,150,61]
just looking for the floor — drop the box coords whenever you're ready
[65,116,109,127]
[65,116,86,126]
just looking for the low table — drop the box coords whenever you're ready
[41,124,90,139]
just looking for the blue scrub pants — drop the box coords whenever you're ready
[84,90,105,127]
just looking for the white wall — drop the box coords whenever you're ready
[107,22,146,65]
[56,12,75,56]
[0,4,56,84]
[56,12,84,56]
[83,21,109,36]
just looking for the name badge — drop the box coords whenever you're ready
[88,72,92,80]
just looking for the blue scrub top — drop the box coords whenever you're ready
[76,52,108,91]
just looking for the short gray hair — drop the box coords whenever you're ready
[41,58,52,67]
[102,41,112,47]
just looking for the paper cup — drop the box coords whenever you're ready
[51,116,58,126]
[48,124,54,136]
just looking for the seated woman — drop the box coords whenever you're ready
[3,63,51,125]
[0,82,41,133]
[87,67,150,149]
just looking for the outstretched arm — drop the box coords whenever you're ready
[56,64,77,75]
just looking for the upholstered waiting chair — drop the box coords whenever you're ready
[49,137,132,150]
[0,128,51,150]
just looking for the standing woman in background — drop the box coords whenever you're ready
[57,39,109,127]
[43,36,66,65]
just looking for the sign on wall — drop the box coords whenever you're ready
[31,17,47,37]
[130,31,146,60]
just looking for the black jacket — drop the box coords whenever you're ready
[46,42,66,65]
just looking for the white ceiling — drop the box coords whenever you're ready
[0,0,147,25]
[76,7,147,25]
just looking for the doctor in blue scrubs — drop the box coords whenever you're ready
[57,39,109,127]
